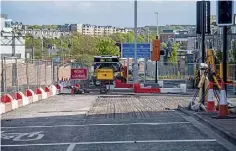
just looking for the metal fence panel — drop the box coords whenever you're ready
[0,58,60,97]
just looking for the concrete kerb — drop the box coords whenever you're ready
[177,105,236,146]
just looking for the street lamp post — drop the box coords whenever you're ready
[133,0,139,85]
[155,12,159,83]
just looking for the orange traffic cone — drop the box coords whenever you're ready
[217,80,230,118]
[207,82,216,112]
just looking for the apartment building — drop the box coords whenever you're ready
[116,28,130,34]
[59,23,131,36]
[82,24,95,36]
[104,26,116,36]
[94,26,105,37]
[71,24,83,33]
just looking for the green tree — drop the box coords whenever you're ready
[169,43,179,66]
[216,50,222,63]
[230,41,236,63]
[161,42,167,49]
[97,37,120,56]
[110,33,127,43]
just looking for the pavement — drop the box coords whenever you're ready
[178,106,236,146]
[1,95,236,151]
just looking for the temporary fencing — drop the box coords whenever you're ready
[145,62,196,80]
[0,58,70,97]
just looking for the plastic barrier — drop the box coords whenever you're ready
[15,92,24,108]
[44,86,52,97]
[56,84,63,94]
[51,85,58,95]
[115,80,133,88]
[134,83,161,93]
[25,89,38,102]
[0,94,13,113]
[0,83,61,114]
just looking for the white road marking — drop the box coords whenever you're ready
[1,131,44,141]
[1,139,217,147]
[1,122,190,129]
[66,143,76,151]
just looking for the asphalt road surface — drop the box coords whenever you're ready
[1,95,236,151]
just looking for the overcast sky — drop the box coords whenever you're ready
[2,0,236,27]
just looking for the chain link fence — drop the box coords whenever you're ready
[0,58,70,97]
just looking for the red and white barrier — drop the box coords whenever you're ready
[17,91,30,106]
[0,84,61,114]
[1,94,14,113]
[36,88,47,99]
[44,86,51,97]
[56,83,63,94]
[51,85,58,95]
[15,92,23,108]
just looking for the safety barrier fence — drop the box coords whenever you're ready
[144,62,236,80]
[0,59,59,96]
[0,58,75,114]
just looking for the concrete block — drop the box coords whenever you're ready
[180,84,187,93]
[160,88,183,93]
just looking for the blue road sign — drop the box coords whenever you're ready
[121,43,151,58]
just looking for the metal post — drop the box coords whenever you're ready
[41,37,44,60]
[52,60,54,84]
[155,12,159,83]
[61,39,64,64]
[31,36,34,61]
[223,26,228,92]
[12,31,16,56]
[4,57,7,94]
[201,0,206,104]
[45,61,47,86]
[26,59,29,90]
[144,27,150,84]
[57,64,59,83]
[133,0,139,84]
[127,58,129,83]
[15,58,19,92]
[1,57,5,93]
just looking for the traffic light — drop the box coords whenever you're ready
[152,39,160,61]
[151,39,164,61]
[216,1,234,26]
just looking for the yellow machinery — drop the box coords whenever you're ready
[97,69,114,81]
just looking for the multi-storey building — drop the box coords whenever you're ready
[104,26,116,36]
[58,23,131,36]
[70,24,83,33]
[116,28,130,34]
[82,24,95,36]
[94,26,105,37]
[58,24,71,32]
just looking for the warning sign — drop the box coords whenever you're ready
[71,68,88,80]
[97,69,114,80]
